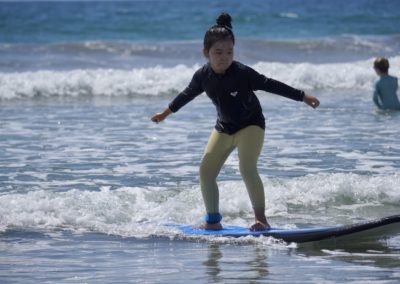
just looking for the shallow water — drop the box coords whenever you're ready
[1,92,400,283]
[1,230,400,283]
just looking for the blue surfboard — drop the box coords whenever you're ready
[169,214,400,243]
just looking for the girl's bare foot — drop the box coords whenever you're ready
[251,208,270,231]
[196,222,223,230]
[250,221,271,231]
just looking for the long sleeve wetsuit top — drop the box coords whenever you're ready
[373,74,400,110]
[169,61,305,134]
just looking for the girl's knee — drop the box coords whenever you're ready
[199,155,218,181]
[239,163,258,179]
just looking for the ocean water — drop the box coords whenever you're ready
[1,0,400,283]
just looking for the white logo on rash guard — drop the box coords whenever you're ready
[230,91,238,97]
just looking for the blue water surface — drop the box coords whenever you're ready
[1,0,399,43]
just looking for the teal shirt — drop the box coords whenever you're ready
[373,74,400,110]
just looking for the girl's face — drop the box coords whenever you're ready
[203,39,234,74]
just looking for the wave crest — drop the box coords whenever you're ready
[1,57,399,100]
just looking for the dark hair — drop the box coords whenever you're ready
[374,57,389,73]
[203,13,235,50]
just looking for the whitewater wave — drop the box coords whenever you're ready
[1,57,399,100]
[1,173,399,237]
[0,65,197,100]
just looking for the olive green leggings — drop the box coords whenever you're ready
[199,125,265,214]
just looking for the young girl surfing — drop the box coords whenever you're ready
[151,13,320,231]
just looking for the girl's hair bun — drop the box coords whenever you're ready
[216,13,232,29]
[203,12,235,49]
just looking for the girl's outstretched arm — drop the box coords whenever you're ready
[303,94,320,109]
[151,107,172,123]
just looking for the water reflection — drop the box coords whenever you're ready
[202,244,223,283]
[299,236,400,269]
[202,243,269,282]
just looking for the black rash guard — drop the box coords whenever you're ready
[168,61,305,134]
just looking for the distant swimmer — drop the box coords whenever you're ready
[373,57,400,110]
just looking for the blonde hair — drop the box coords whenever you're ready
[374,57,389,73]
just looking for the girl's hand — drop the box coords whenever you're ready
[303,94,320,109]
[151,113,166,123]
[151,107,172,123]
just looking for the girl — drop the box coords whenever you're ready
[151,13,320,231]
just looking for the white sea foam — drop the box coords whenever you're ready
[1,57,399,100]
[0,65,197,100]
[1,173,399,238]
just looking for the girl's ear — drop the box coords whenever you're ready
[203,48,209,58]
